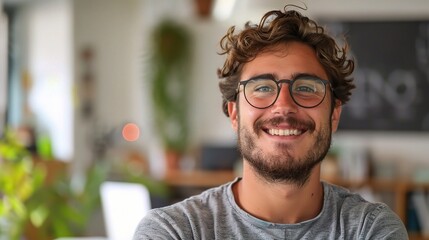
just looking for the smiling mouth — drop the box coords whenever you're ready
[267,128,303,136]
[256,116,313,137]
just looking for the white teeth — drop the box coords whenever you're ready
[268,129,302,136]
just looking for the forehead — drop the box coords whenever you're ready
[241,42,328,80]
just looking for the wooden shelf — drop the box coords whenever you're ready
[409,233,429,240]
[163,170,237,188]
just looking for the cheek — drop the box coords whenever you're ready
[229,99,261,132]
[239,102,262,127]
[310,105,333,131]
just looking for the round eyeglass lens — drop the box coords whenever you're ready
[291,78,326,107]
[243,79,278,108]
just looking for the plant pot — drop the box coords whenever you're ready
[194,0,213,18]
[165,150,181,172]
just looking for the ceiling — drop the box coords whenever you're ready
[3,0,429,21]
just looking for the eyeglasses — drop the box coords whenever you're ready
[236,74,332,109]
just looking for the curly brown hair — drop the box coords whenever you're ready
[217,7,355,117]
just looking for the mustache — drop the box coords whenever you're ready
[254,116,315,132]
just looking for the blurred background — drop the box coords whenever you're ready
[1,0,429,239]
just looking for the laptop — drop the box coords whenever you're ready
[100,181,151,240]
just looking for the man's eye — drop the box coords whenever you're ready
[254,85,274,92]
[295,85,316,93]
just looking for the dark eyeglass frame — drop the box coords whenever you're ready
[235,74,333,109]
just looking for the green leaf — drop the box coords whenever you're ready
[30,205,48,227]
[9,196,26,219]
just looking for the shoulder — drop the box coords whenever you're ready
[324,182,393,217]
[323,182,408,239]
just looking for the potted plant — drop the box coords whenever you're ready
[24,162,108,239]
[0,129,108,240]
[150,20,192,171]
[0,130,44,240]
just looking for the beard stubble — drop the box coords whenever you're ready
[237,114,332,187]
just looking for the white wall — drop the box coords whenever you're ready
[72,0,146,179]
[188,20,236,146]
[4,0,73,160]
[27,0,73,160]
[233,0,429,22]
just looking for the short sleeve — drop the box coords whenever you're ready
[362,204,408,240]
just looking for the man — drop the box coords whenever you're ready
[134,6,408,239]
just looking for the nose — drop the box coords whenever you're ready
[270,84,298,114]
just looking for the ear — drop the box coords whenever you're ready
[227,101,238,132]
[331,100,342,133]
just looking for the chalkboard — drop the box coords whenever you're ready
[324,21,429,131]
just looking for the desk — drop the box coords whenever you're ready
[163,170,237,188]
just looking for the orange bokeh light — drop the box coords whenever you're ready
[122,123,140,142]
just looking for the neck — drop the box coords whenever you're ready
[232,161,324,224]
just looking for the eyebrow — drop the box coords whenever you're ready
[245,72,325,81]
[290,72,326,80]
[245,73,276,81]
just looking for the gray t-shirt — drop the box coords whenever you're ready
[133,178,408,239]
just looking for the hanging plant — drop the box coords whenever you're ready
[150,20,192,159]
